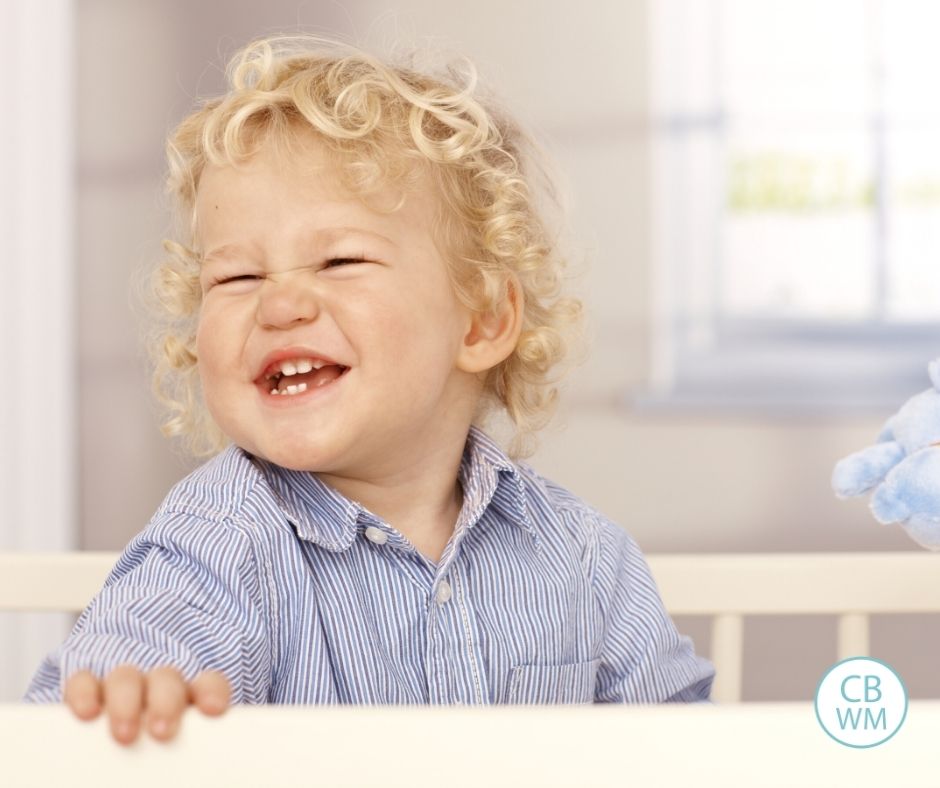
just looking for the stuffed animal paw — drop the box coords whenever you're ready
[831,359,940,550]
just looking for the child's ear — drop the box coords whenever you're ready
[457,275,524,374]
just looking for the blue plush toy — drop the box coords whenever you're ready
[832,358,940,551]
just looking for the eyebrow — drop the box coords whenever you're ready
[202,227,398,262]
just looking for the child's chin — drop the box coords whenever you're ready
[251,441,336,472]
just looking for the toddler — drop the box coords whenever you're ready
[23,33,715,744]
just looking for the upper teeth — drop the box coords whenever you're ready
[267,358,333,379]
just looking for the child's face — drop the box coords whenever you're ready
[193,131,482,473]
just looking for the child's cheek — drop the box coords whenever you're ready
[194,305,225,380]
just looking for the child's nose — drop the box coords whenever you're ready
[256,274,321,329]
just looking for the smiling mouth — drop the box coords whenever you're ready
[265,364,350,396]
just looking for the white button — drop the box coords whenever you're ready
[365,526,388,545]
[435,580,452,604]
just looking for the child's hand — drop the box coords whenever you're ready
[63,665,231,745]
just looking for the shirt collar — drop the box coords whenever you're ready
[250,424,541,555]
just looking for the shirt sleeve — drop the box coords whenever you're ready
[588,511,715,703]
[21,510,271,704]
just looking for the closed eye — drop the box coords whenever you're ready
[215,274,263,285]
[207,258,369,288]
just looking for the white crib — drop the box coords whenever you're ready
[2,550,938,787]
[646,551,940,702]
[2,550,938,703]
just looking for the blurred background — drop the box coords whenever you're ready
[2,0,939,702]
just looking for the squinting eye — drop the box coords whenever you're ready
[325,257,368,268]
[215,274,262,285]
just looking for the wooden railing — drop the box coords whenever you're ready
[4,551,939,704]
[2,701,937,787]
[646,552,940,702]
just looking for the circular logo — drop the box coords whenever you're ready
[814,657,908,748]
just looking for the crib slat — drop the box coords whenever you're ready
[837,613,870,660]
[710,613,743,703]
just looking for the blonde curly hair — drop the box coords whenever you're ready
[148,33,586,461]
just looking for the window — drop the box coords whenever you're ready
[648,0,940,411]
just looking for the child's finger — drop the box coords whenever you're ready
[103,664,145,745]
[63,670,102,720]
[143,666,188,740]
[188,670,231,716]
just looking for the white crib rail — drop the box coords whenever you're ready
[0,551,117,612]
[4,551,939,704]
[646,552,940,702]
[4,701,940,787]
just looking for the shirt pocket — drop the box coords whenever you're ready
[506,658,601,704]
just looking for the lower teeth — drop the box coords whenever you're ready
[270,368,347,396]
[275,382,307,396]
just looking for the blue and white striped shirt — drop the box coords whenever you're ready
[23,425,714,705]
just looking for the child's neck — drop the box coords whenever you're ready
[396,480,464,563]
